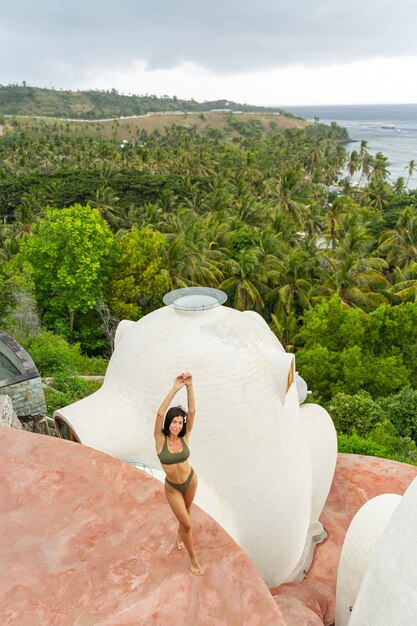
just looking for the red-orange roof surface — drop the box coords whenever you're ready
[0,427,282,626]
[2,427,417,626]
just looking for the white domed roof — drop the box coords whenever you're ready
[54,291,336,586]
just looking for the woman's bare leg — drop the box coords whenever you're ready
[177,474,198,550]
[165,480,203,575]
[176,531,185,550]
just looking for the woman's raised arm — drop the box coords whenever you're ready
[183,374,195,435]
[154,374,186,439]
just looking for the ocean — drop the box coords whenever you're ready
[284,104,417,185]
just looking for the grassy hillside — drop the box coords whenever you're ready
[0,85,293,120]
[5,110,307,141]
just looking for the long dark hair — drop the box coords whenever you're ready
[163,406,187,437]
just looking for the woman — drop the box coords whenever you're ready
[154,372,203,575]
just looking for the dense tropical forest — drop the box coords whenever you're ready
[1,101,417,464]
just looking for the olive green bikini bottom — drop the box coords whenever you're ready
[165,468,194,493]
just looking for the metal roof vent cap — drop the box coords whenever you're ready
[162,287,227,311]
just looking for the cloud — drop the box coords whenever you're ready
[2,0,417,89]
[80,56,417,107]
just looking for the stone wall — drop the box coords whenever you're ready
[0,377,46,417]
[0,395,22,429]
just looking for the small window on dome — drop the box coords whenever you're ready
[54,416,80,443]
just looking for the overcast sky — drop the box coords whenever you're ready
[2,0,417,106]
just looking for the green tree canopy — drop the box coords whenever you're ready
[296,296,412,400]
[21,204,115,338]
[109,226,169,320]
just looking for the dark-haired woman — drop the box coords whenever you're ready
[154,373,202,575]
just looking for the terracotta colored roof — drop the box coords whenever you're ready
[0,428,282,626]
[271,454,417,625]
[2,427,417,626]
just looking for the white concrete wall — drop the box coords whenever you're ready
[348,476,417,625]
[299,402,338,525]
[335,493,400,626]
[55,304,336,586]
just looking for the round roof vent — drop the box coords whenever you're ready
[163,287,227,311]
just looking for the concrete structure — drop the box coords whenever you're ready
[0,427,283,626]
[271,454,417,626]
[336,474,417,625]
[335,494,400,626]
[54,288,337,587]
[0,329,46,417]
[3,428,417,626]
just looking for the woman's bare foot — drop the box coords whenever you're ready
[190,557,203,575]
[176,535,185,550]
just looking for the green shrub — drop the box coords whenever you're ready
[22,331,82,376]
[21,330,108,376]
[327,391,383,436]
[296,297,413,401]
[229,228,255,254]
[51,373,94,396]
[379,386,417,440]
[370,419,402,450]
[370,420,417,464]
[44,374,102,416]
[338,425,417,466]
[295,345,338,400]
[337,431,388,457]
[74,354,108,376]
[363,354,411,398]
[337,432,386,458]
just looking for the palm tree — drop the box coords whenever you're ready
[89,186,121,229]
[161,206,223,289]
[347,150,360,179]
[405,160,417,188]
[306,141,324,178]
[324,195,358,249]
[391,262,417,302]
[324,143,347,185]
[235,195,263,228]
[393,177,406,194]
[357,142,373,187]
[267,248,315,318]
[364,179,392,212]
[314,214,389,310]
[201,210,233,252]
[303,202,323,238]
[13,189,47,237]
[116,203,144,233]
[370,152,390,182]
[269,206,298,244]
[0,226,20,261]
[220,249,268,311]
[361,152,374,182]
[163,235,222,290]
[315,254,389,310]
[379,208,417,269]
[359,139,369,161]
[274,170,310,228]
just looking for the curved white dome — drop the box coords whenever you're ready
[300,403,338,524]
[347,476,417,625]
[295,372,309,404]
[335,493,401,626]
[54,300,336,586]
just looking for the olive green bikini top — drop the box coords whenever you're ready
[157,436,190,465]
